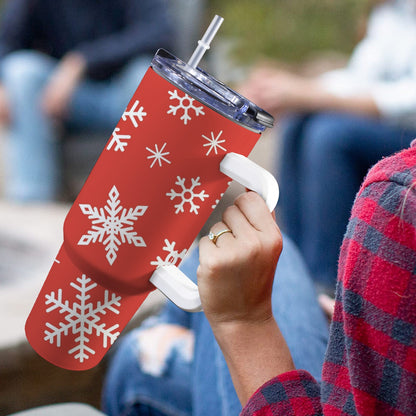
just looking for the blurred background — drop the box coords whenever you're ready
[0,0,374,415]
[205,0,373,77]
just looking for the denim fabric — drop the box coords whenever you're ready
[102,235,329,416]
[0,50,151,201]
[277,112,416,292]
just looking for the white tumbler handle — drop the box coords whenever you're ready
[150,153,279,311]
[150,265,203,312]
[219,152,279,211]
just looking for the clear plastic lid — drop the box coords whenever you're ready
[151,49,274,133]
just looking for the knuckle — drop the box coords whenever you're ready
[268,236,282,258]
[236,191,259,206]
[198,254,223,277]
[263,226,283,254]
[240,234,263,258]
[223,204,238,222]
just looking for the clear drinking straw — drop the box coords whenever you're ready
[187,15,224,69]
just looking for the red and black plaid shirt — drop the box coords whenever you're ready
[242,145,416,415]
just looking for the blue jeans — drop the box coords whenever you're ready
[102,235,329,416]
[277,112,416,292]
[0,50,151,201]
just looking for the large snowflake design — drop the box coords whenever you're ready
[166,176,209,214]
[44,274,122,363]
[146,142,171,168]
[107,127,132,152]
[78,185,148,265]
[202,130,227,156]
[150,239,187,268]
[167,90,205,125]
[122,100,147,128]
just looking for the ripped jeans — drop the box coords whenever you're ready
[102,235,329,416]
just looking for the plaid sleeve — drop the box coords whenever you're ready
[241,370,322,416]
[242,147,416,416]
[322,148,416,415]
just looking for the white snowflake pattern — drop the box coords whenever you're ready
[202,130,227,155]
[212,193,225,209]
[150,239,187,268]
[78,185,148,265]
[146,143,171,168]
[107,127,132,152]
[122,100,147,128]
[44,274,122,363]
[167,90,205,125]
[166,176,209,214]
[211,181,232,209]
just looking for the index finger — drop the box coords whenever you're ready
[234,191,278,232]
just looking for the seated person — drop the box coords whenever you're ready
[0,0,173,202]
[241,0,416,292]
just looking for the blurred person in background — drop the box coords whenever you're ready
[241,0,416,293]
[0,0,173,202]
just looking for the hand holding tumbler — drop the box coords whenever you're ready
[25,16,279,370]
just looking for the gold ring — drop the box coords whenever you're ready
[208,229,232,244]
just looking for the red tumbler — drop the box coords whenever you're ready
[25,17,279,370]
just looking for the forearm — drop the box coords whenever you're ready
[56,52,86,83]
[211,317,295,406]
[197,192,294,406]
[0,82,10,124]
[241,68,381,118]
[40,52,86,118]
[301,82,381,117]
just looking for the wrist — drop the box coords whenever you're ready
[297,80,329,111]
[59,53,86,87]
[204,301,275,339]
[59,52,87,82]
[209,314,274,340]
[211,316,295,405]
